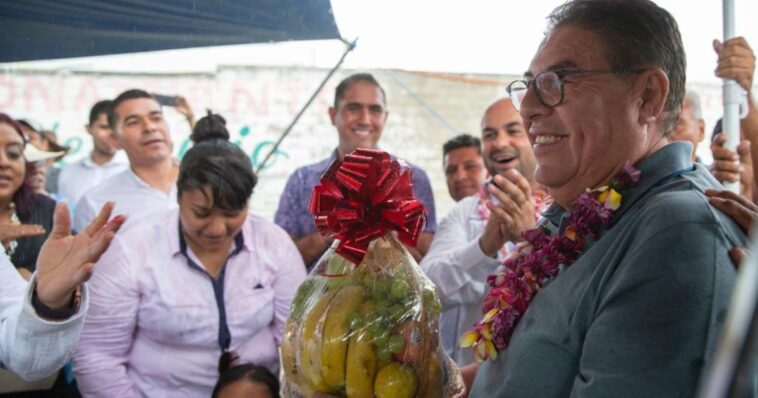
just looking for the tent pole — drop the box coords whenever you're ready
[722,0,740,193]
[255,38,357,173]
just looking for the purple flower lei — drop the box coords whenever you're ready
[459,162,641,362]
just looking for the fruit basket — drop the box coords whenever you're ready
[280,149,464,398]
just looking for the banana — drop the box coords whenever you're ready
[320,285,366,389]
[345,329,378,398]
[297,289,337,393]
[420,352,444,398]
[281,320,299,381]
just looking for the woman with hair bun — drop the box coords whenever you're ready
[74,113,306,397]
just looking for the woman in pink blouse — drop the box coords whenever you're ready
[73,114,306,397]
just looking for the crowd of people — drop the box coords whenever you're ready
[1,0,758,396]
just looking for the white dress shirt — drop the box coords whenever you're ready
[73,168,177,233]
[0,255,89,381]
[74,209,307,397]
[420,195,504,365]
[58,154,128,210]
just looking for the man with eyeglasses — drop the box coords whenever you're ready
[421,98,548,365]
[462,1,746,396]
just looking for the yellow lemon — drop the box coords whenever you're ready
[374,362,418,398]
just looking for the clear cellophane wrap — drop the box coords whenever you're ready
[281,233,464,398]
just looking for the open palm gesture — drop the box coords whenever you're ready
[35,202,126,309]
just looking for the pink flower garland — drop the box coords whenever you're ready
[460,163,641,362]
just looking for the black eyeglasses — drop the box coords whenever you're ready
[506,68,646,111]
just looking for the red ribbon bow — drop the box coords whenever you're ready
[309,148,426,264]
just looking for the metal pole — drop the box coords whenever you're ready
[698,221,758,398]
[254,38,357,173]
[722,0,740,193]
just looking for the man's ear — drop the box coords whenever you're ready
[697,119,706,143]
[636,68,669,126]
[328,106,337,126]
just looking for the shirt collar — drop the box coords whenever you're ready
[330,146,386,163]
[542,141,693,229]
[168,208,251,257]
[82,154,125,169]
[126,165,179,196]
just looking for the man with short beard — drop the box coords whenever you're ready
[420,97,547,365]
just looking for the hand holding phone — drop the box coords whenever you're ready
[153,94,178,107]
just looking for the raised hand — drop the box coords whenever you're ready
[35,202,126,310]
[714,37,755,94]
[175,96,195,129]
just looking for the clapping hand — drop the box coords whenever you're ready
[479,170,535,257]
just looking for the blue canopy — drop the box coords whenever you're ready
[0,0,341,62]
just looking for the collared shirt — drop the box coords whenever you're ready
[420,191,546,365]
[73,167,176,233]
[0,254,89,381]
[471,142,745,397]
[58,154,128,210]
[274,148,437,240]
[73,209,306,398]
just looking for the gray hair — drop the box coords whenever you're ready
[547,0,686,134]
[684,90,703,121]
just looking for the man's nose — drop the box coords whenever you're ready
[492,131,512,149]
[520,84,551,124]
[454,166,468,181]
[357,108,372,124]
[143,118,159,133]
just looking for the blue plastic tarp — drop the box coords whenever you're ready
[0,0,341,62]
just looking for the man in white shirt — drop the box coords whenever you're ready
[59,100,128,210]
[1,202,124,380]
[74,90,180,232]
[420,98,546,364]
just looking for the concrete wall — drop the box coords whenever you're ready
[0,66,726,222]
[0,66,514,221]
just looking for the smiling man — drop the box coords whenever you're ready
[421,97,547,365]
[462,0,747,396]
[442,134,486,202]
[275,73,437,267]
[74,90,180,232]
